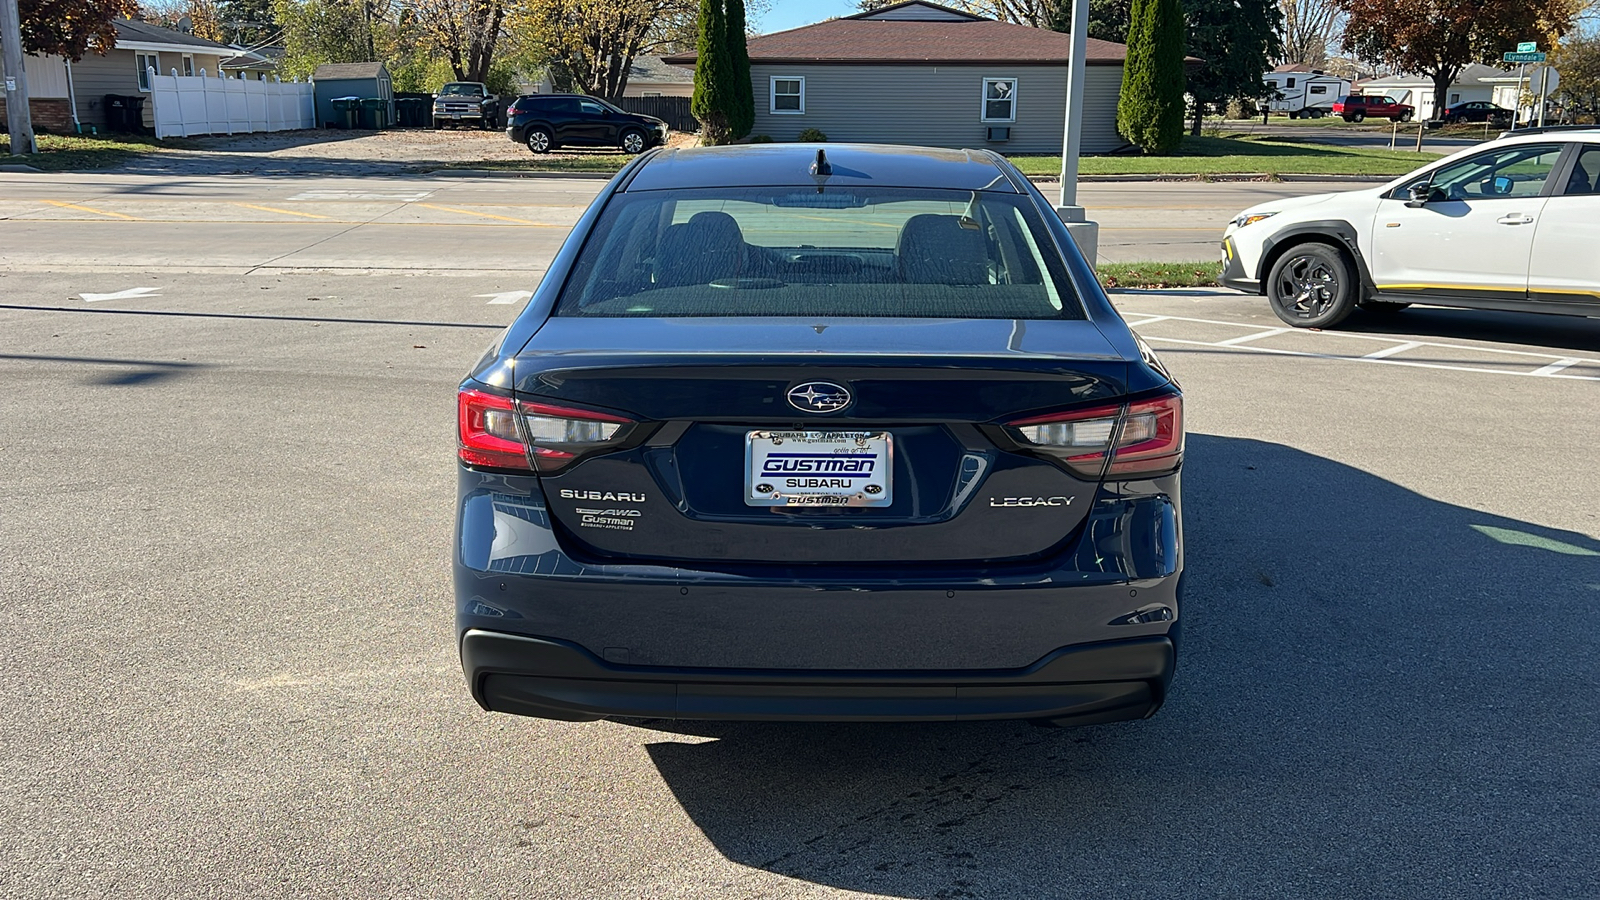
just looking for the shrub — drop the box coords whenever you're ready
[749,134,775,143]
[797,128,828,142]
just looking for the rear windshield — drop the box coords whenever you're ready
[554,187,1087,319]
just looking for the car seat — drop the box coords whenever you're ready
[897,214,988,285]
[658,211,745,286]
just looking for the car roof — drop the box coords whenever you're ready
[624,143,1018,192]
[1494,126,1600,143]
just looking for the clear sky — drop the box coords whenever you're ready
[758,0,862,34]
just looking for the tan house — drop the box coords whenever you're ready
[0,19,232,134]
[622,56,695,98]
[664,0,1135,153]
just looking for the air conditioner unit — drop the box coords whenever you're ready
[986,126,1010,141]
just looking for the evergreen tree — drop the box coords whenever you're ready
[726,0,754,139]
[1183,0,1281,134]
[691,0,733,144]
[1116,0,1187,154]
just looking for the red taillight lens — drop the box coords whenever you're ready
[458,389,532,471]
[1007,392,1183,478]
[1107,393,1183,476]
[457,389,634,473]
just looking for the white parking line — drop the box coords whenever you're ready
[1361,341,1424,359]
[1530,358,1581,376]
[1121,312,1600,382]
[1216,327,1290,346]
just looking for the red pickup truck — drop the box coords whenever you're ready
[1332,94,1415,123]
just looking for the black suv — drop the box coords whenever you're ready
[504,94,668,154]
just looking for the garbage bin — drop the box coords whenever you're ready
[330,97,359,129]
[359,97,388,130]
[104,94,146,134]
[401,98,427,128]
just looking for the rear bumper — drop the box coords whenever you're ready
[462,629,1175,725]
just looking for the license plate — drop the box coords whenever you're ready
[746,431,892,507]
[451,114,463,119]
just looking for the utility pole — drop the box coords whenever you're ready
[1055,0,1099,265]
[0,0,37,155]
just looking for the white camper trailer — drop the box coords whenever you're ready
[1263,69,1353,119]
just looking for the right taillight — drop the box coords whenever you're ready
[1007,391,1183,478]
[458,389,634,474]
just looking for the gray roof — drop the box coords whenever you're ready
[627,56,694,84]
[313,62,389,80]
[114,18,234,52]
[1362,63,1515,89]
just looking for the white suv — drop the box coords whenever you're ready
[1221,129,1600,328]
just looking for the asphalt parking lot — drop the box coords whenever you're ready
[2,170,1598,899]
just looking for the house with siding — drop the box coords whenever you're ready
[663,0,1135,154]
[0,19,232,134]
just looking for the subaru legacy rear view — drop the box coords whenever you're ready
[455,144,1183,726]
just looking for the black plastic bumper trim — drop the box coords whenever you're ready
[461,630,1174,724]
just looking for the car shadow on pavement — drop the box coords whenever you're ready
[628,434,1600,899]
[1342,305,1600,355]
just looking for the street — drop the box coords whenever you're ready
[2,170,1598,899]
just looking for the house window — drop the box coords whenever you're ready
[1450,93,1460,104]
[770,76,804,114]
[182,55,194,77]
[136,53,158,91]
[642,91,663,99]
[982,77,1016,123]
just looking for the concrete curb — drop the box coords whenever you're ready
[426,168,616,179]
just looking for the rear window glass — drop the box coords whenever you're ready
[554,187,1086,319]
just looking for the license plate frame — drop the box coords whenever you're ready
[745,431,893,507]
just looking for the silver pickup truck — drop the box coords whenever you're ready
[433,82,500,129]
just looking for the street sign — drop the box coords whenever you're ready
[1517,41,1538,53]
[1504,51,1547,63]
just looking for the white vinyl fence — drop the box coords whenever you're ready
[147,68,316,138]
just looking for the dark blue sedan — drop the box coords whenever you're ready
[455,143,1184,727]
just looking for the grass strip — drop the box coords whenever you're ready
[0,133,198,171]
[1097,261,1221,289]
[1010,133,1439,177]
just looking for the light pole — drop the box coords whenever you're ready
[1,0,37,156]
[1056,0,1098,265]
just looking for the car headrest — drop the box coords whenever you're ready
[657,211,746,286]
[897,214,988,285]
[1566,160,1594,195]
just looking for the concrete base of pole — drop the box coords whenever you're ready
[1056,206,1099,267]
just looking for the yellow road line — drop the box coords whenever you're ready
[418,203,555,226]
[42,200,141,220]
[234,203,332,219]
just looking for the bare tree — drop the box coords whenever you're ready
[1276,0,1341,66]
[514,0,700,99]
[410,0,507,83]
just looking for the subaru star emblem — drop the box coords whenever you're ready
[787,382,851,414]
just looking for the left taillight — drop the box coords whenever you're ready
[1006,391,1183,478]
[457,388,634,474]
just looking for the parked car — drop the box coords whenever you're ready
[455,143,1185,727]
[1441,101,1515,125]
[433,82,500,130]
[1221,128,1600,328]
[504,94,668,154]
[1332,94,1414,123]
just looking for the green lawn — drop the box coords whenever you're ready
[1096,261,1220,289]
[0,133,197,171]
[1010,133,1440,178]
